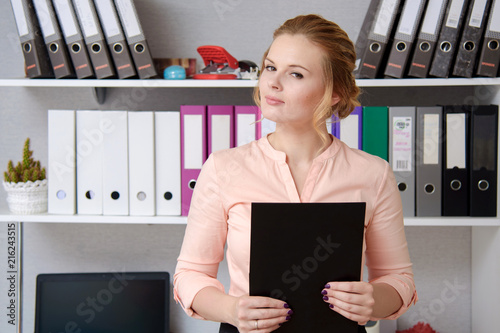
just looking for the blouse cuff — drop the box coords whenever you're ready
[369,274,418,320]
[173,273,226,320]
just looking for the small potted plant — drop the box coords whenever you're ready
[3,138,47,214]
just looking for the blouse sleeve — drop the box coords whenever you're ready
[365,162,418,320]
[173,154,228,319]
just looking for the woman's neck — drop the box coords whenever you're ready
[268,124,331,165]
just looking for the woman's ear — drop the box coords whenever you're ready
[331,92,341,106]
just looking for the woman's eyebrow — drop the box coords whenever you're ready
[265,57,310,72]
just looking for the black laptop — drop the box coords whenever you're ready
[34,272,170,333]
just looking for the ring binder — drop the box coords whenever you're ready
[9,0,54,78]
[72,0,116,79]
[52,0,94,78]
[94,0,137,79]
[33,0,74,78]
[114,0,158,79]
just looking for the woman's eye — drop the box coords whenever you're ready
[265,65,276,71]
[291,72,303,79]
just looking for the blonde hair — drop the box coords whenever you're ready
[253,14,360,146]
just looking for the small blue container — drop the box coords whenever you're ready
[163,65,186,80]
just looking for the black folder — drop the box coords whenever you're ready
[354,0,381,78]
[9,0,54,78]
[357,0,403,78]
[475,0,500,77]
[408,0,449,78]
[429,0,471,78]
[383,0,428,79]
[72,0,116,79]
[114,0,158,79]
[33,0,75,78]
[94,0,137,79]
[52,0,94,79]
[452,0,492,77]
[442,105,471,216]
[250,202,365,333]
[469,105,498,217]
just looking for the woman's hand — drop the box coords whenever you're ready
[231,295,292,332]
[321,281,375,325]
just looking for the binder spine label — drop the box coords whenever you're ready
[421,0,448,36]
[446,113,467,168]
[446,0,467,28]
[211,115,231,152]
[470,0,489,28]
[423,114,440,164]
[53,0,78,37]
[33,0,56,37]
[115,0,142,38]
[392,117,413,171]
[397,0,424,37]
[184,115,203,169]
[11,0,29,37]
[488,0,500,35]
[73,0,98,37]
[372,0,399,40]
[95,0,121,37]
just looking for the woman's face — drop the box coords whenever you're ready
[259,34,330,127]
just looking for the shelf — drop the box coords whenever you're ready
[0,211,187,224]
[0,212,498,226]
[403,217,500,227]
[0,77,499,88]
[0,78,258,88]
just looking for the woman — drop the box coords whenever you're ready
[174,14,417,333]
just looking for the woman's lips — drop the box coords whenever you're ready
[265,95,284,105]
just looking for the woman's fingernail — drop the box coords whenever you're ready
[321,289,328,295]
[329,304,334,309]
[286,315,292,321]
[323,295,329,301]
[324,283,330,289]
[287,309,293,315]
[283,303,289,308]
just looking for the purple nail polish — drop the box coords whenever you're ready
[287,309,293,315]
[323,295,328,301]
[321,289,327,295]
[324,283,331,289]
[286,315,291,321]
[329,304,334,309]
[283,303,289,308]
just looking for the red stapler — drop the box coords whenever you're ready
[193,45,240,79]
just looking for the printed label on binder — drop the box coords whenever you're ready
[392,117,413,172]
[423,114,440,165]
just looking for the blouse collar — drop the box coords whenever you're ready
[257,133,341,163]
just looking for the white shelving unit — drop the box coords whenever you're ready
[0,211,498,226]
[0,77,499,88]
[0,77,499,332]
[0,77,499,228]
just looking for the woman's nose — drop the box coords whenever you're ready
[268,75,282,90]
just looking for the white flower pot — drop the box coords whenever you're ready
[2,179,48,214]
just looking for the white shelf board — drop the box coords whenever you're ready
[0,77,499,88]
[404,217,500,227]
[0,211,187,224]
[0,211,497,226]
[356,77,500,87]
[0,78,258,88]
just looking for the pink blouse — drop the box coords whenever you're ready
[173,135,417,321]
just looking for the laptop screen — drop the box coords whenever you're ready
[35,272,170,333]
